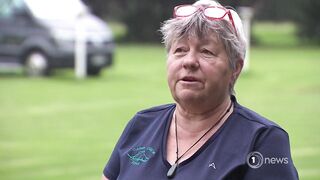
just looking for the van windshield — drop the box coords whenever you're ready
[25,0,88,20]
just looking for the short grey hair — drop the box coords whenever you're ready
[160,0,247,94]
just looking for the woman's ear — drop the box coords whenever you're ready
[232,59,244,82]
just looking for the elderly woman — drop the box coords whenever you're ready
[102,0,298,179]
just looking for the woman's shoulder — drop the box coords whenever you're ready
[233,102,286,134]
[132,103,176,122]
[124,103,175,131]
[136,103,176,115]
[114,104,176,148]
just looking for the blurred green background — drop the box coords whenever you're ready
[1,21,320,180]
[1,0,320,179]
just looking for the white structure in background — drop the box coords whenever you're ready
[238,7,254,71]
[75,13,87,79]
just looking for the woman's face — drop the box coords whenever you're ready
[167,34,235,111]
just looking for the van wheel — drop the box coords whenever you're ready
[87,67,101,76]
[25,51,50,76]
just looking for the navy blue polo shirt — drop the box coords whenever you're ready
[103,97,298,180]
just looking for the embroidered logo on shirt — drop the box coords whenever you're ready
[209,162,216,169]
[127,146,156,165]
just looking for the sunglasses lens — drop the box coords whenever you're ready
[175,6,198,16]
[204,7,226,19]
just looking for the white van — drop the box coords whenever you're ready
[0,0,114,76]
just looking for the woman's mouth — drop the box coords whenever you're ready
[179,76,203,88]
[181,76,200,82]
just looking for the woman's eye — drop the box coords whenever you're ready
[201,49,215,56]
[174,47,186,54]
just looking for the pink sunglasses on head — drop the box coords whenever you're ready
[173,5,237,35]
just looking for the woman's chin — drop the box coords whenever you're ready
[175,90,205,103]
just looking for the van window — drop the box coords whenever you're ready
[0,0,25,18]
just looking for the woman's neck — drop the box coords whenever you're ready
[175,98,231,134]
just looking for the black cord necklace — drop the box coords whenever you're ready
[167,101,233,179]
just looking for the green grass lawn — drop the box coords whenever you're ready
[1,22,320,179]
[252,22,300,47]
[1,44,319,180]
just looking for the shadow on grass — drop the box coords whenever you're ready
[0,70,24,78]
[0,69,111,82]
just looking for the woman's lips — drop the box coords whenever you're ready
[179,76,203,87]
[181,76,201,82]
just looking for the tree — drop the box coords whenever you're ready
[296,0,320,44]
[83,0,194,42]
[83,0,320,44]
[122,0,194,42]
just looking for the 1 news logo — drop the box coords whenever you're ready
[246,151,264,169]
[246,151,289,169]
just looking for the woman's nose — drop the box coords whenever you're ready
[182,51,200,70]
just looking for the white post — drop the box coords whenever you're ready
[75,14,87,79]
[238,7,253,72]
